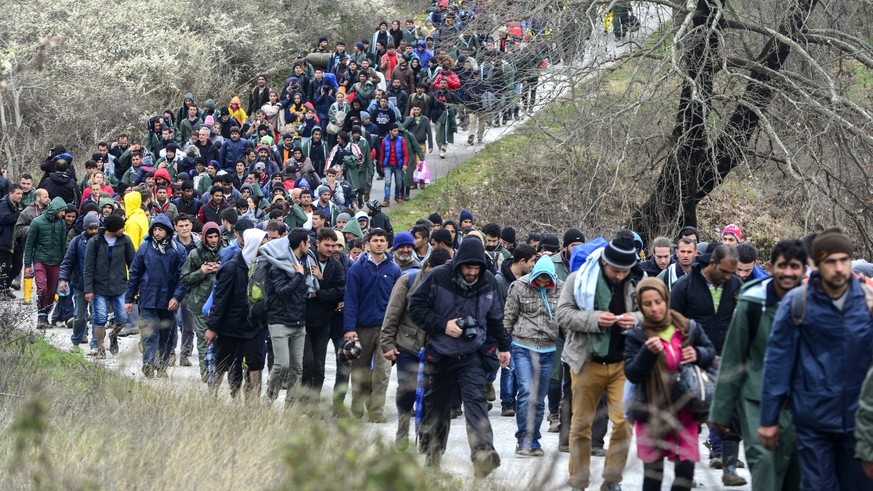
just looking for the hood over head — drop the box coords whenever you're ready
[242,229,267,266]
[341,217,364,238]
[124,191,142,215]
[46,197,67,217]
[529,255,557,288]
[149,213,175,237]
[453,237,488,273]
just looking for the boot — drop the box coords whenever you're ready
[396,411,412,449]
[721,441,747,486]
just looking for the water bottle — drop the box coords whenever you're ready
[205,343,216,388]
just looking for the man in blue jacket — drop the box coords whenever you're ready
[760,228,873,490]
[342,228,402,421]
[58,214,100,350]
[125,214,188,378]
[219,127,253,172]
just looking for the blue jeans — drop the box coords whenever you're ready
[512,345,554,441]
[69,289,89,346]
[51,294,74,324]
[383,165,403,201]
[500,357,516,405]
[140,308,177,368]
[92,294,131,329]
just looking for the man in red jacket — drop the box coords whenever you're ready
[380,124,408,207]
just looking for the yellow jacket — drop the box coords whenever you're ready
[124,191,150,250]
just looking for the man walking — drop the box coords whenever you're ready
[556,234,642,491]
[24,197,68,327]
[179,222,222,380]
[408,237,511,477]
[125,214,188,378]
[342,228,402,421]
[760,229,873,490]
[711,239,806,490]
[0,184,24,298]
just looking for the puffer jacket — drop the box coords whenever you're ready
[23,197,68,266]
[179,222,222,312]
[503,256,564,351]
[83,230,136,296]
[125,214,188,308]
[380,268,426,356]
[123,191,149,249]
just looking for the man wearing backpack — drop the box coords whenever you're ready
[760,229,873,490]
[711,240,806,490]
[260,228,314,405]
[179,222,222,381]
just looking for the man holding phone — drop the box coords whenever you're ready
[179,222,223,381]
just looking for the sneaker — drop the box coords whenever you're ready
[529,440,544,457]
[501,403,515,417]
[592,446,608,457]
[381,200,390,208]
[558,444,569,453]
[180,356,191,367]
[117,325,139,337]
[722,473,747,487]
[36,317,50,329]
[94,347,106,359]
[547,413,560,433]
[10,278,20,290]
[65,319,74,329]
[439,149,446,159]
[53,320,65,329]
[709,457,724,469]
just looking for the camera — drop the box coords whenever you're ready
[456,316,479,341]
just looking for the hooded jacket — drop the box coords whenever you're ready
[342,216,364,239]
[408,239,511,356]
[59,229,97,292]
[219,137,253,172]
[42,171,80,205]
[306,249,346,325]
[23,197,68,266]
[343,251,402,332]
[503,256,564,351]
[260,237,311,326]
[125,214,188,309]
[124,192,150,249]
[83,230,136,296]
[206,249,258,339]
[179,222,222,312]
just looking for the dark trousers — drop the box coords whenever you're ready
[795,426,873,491]
[329,312,351,405]
[0,247,23,291]
[395,350,419,413]
[421,352,495,461]
[643,459,695,491]
[302,322,332,393]
[559,362,608,448]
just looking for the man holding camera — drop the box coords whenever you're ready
[409,237,512,478]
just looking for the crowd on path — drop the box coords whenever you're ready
[6,2,873,490]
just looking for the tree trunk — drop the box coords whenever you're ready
[633,0,818,241]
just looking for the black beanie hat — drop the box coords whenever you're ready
[811,228,854,265]
[563,228,586,248]
[428,213,443,226]
[603,235,638,270]
[104,215,125,233]
[538,234,560,252]
[500,226,516,244]
[431,228,452,246]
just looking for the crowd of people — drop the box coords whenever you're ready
[6,2,873,490]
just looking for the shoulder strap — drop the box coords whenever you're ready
[862,284,873,319]
[790,284,808,327]
[407,269,419,286]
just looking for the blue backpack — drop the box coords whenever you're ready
[569,237,609,273]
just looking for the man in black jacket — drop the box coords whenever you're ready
[408,238,512,478]
[0,185,24,298]
[42,160,80,205]
[302,228,345,395]
[260,228,313,405]
[670,244,745,484]
[205,228,267,403]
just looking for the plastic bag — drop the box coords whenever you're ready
[413,160,431,184]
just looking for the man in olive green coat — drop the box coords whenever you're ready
[710,239,806,491]
[179,222,223,380]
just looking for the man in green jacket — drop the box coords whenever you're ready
[179,222,222,381]
[24,197,68,327]
[710,239,806,490]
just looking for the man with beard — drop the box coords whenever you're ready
[391,232,421,271]
[711,240,806,490]
[639,236,673,278]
